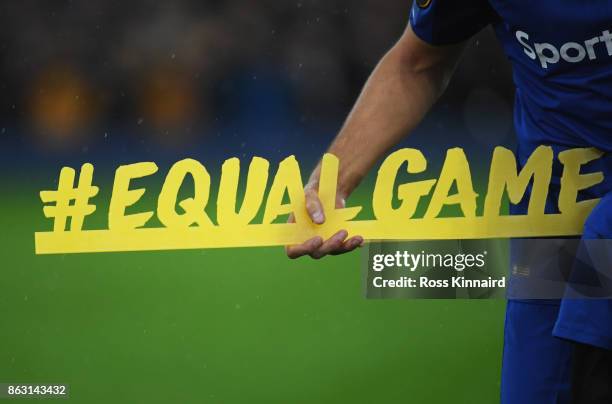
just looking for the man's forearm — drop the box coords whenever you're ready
[309,27,464,197]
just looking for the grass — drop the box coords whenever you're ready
[0,176,505,403]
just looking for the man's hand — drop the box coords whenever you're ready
[285,182,363,259]
[284,25,464,260]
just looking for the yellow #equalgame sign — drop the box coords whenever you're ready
[34,146,604,254]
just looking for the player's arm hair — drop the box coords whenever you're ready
[309,24,466,196]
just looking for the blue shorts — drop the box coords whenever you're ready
[501,301,573,404]
[502,193,612,404]
[554,192,612,350]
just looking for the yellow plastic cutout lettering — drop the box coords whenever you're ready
[34,147,606,254]
[109,162,158,230]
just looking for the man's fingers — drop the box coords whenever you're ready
[310,230,348,259]
[286,236,324,259]
[330,235,364,255]
[287,233,364,259]
[305,188,325,224]
[285,183,360,259]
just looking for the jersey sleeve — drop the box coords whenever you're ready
[409,0,496,45]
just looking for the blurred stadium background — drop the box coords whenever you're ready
[0,1,515,403]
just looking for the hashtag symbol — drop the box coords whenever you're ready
[40,163,99,232]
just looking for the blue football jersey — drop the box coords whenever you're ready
[410,0,612,157]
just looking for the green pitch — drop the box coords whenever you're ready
[0,179,504,403]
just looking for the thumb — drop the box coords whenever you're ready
[305,187,325,224]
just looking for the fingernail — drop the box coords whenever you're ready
[336,230,348,240]
[312,211,324,224]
